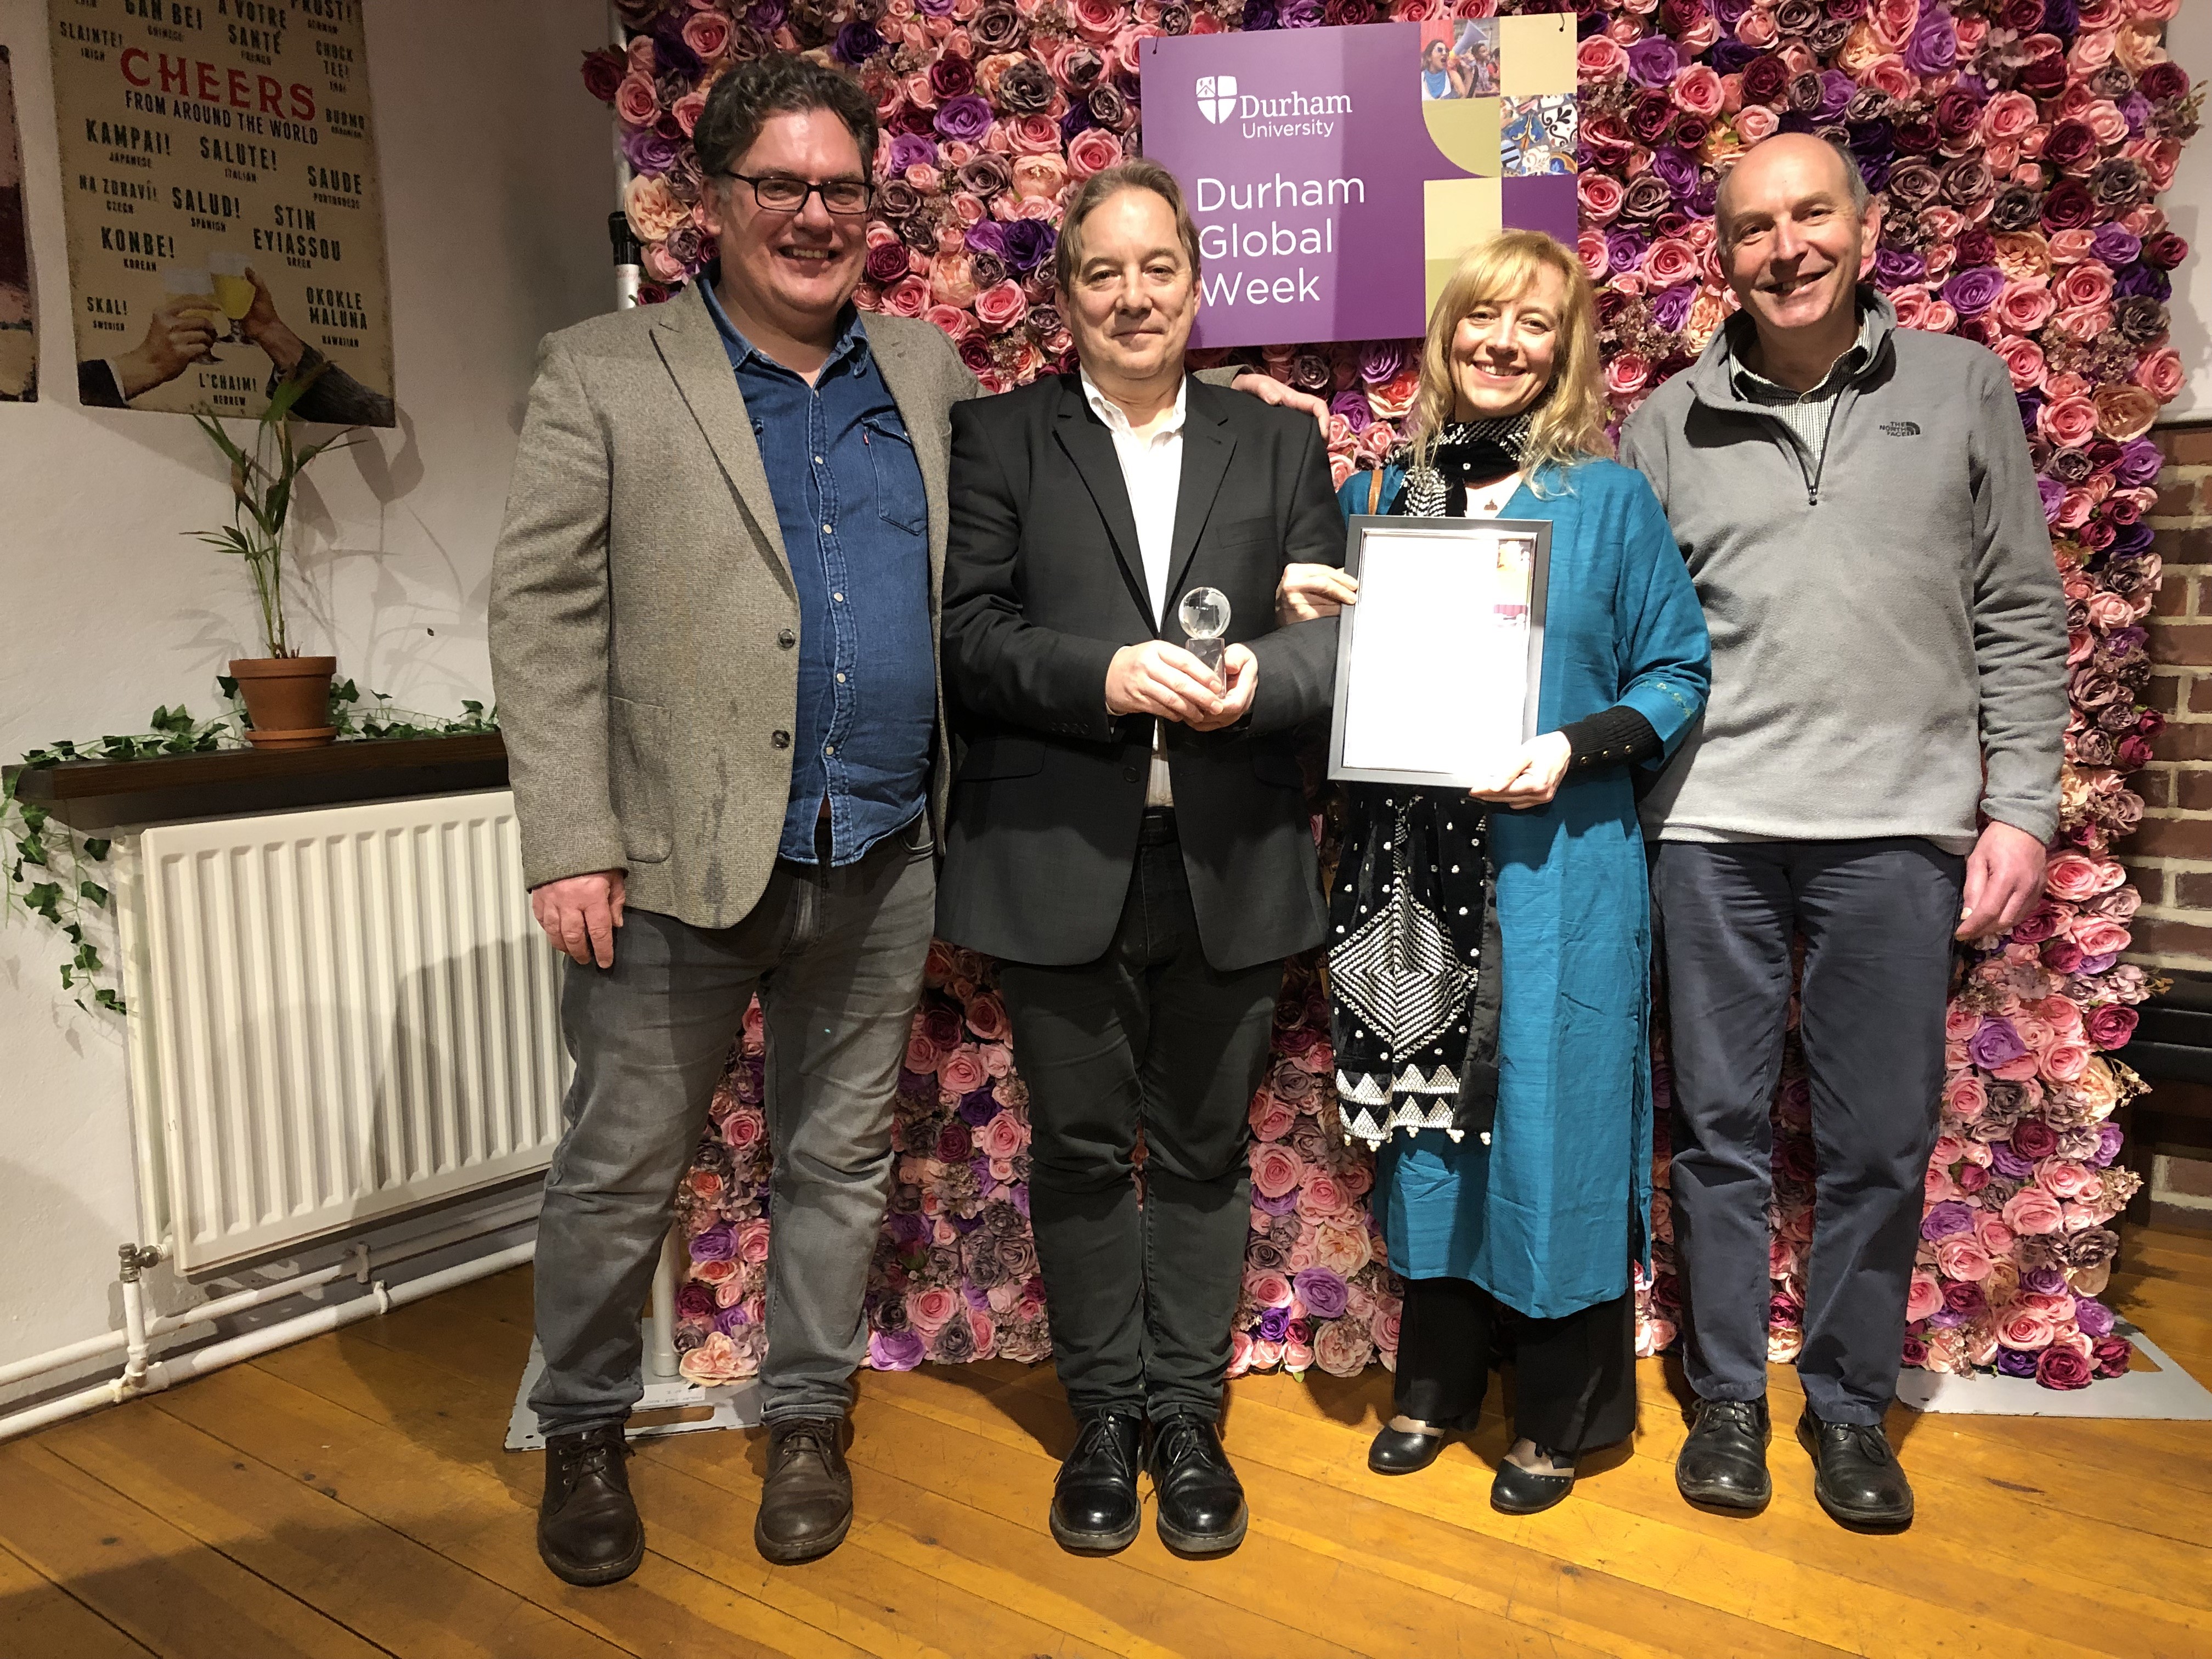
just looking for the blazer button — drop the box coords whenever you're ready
[771,730,792,749]
[777,629,797,648]
[1122,765,1141,783]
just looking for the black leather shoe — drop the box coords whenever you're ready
[1148,1414,1248,1556]
[755,1417,854,1564]
[539,1422,645,1586]
[1491,1446,1576,1515]
[1798,1409,1914,1528]
[1368,1424,1447,1475]
[1050,1412,1144,1553]
[1675,1396,1772,1513]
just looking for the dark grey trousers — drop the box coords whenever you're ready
[996,815,1283,1423]
[1650,838,1964,1426]
[529,824,935,1436]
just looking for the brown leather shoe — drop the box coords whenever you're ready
[755,1417,854,1565]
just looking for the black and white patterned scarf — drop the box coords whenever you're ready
[1396,412,1535,518]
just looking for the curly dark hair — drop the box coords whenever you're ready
[691,54,878,182]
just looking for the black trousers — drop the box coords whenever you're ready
[1395,1277,1637,1455]
[1651,838,1964,1426]
[996,812,1284,1422]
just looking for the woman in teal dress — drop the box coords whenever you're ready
[1280,231,1708,1512]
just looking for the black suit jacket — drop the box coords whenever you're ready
[935,371,1343,971]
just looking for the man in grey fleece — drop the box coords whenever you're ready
[1620,134,2067,1530]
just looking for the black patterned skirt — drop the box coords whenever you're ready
[1325,785,1499,1147]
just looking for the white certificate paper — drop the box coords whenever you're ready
[1328,516,1550,788]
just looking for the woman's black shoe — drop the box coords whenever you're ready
[1367,1423,1447,1474]
[1049,1412,1144,1553]
[1491,1447,1576,1514]
[1148,1415,1248,1555]
[1797,1409,1914,1528]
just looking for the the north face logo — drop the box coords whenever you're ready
[1881,420,1921,436]
[1197,75,1238,124]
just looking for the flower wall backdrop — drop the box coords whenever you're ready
[587,0,2197,1390]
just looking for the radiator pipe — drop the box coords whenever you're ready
[648,1226,682,1380]
[0,1199,539,1393]
[0,1242,535,1445]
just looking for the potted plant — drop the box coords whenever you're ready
[189,368,357,748]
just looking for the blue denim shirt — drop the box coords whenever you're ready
[701,277,935,865]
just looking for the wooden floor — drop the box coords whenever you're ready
[4,1229,2211,1659]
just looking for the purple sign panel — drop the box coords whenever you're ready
[1141,20,1579,347]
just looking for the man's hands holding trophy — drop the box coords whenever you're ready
[1105,586,1256,732]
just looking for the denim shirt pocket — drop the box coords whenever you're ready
[861,414,929,534]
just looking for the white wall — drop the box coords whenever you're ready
[2166,7,2210,419]
[0,0,613,1382]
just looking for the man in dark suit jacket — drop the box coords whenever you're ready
[938,160,1342,1558]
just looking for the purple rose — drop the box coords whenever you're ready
[1257,1306,1293,1342]
[2095,1122,2126,1167]
[1967,1016,2029,1071]
[1359,340,1408,385]
[2036,477,2064,520]
[887,133,938,176]
[934,94,994,145]
[1905,8,1957,76]
[2023,1265,2068,1296]
[1254,1186,1301,1216]
[1873,246,1925,289]
[1816,70,1855,120]
[1921,1199,1977,1242]
[1942,266,2005,318]
[1624,37,1682,89]
[1330,388,1372,431]
[1647,146,1700,200]
[1293,1266,1350,1319]
[689,1223,737,1263]
[964,220,1009,259]
[1000,218,1057,274]
[1280,0,1324,26]
[2077,951,2118,975]
[1606,228,1650,274]
[833,19,883,63]
[1650,284,1696,333]
[714,1302,750,1335]
[1990,1139,2036,1181]
[2075,1297,2117,1338]
[870,1328,927,1369]
[957,1088,998,1125]
[625,126,680,177]
[1995,1346,2041,1379]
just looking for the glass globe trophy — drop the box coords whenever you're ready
[1178,586,1230,687]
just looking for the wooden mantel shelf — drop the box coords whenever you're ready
[6,733,510,831]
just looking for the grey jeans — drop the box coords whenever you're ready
[529,822,935,1435]
[1651,838,1964,1426]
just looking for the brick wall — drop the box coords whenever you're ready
[2126,419,2212,1232]
[2128,421,2212,967]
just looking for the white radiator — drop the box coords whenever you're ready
[119,790,568,1272]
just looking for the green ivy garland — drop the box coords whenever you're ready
[3,680,498,1014]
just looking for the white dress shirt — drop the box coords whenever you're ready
[1081,369,1187,807]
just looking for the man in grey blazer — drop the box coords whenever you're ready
[490,57,1316,1585]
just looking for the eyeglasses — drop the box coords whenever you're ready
[722,171,874,217]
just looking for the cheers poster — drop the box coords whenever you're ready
[47,0,393,423]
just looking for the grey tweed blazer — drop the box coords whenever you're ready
[487,283,981,929]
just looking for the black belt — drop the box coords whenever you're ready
[1138,807,1177,847]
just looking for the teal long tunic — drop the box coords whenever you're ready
[1336,458,1710,1318]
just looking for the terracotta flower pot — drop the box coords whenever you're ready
[229,656,338,749]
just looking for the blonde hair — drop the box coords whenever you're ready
[1409,231,1611,492]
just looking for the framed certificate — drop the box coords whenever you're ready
[1327,515,1552,789]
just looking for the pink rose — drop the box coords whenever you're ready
[1299,1171,1347,1217]
[1251,1143,1304,1199]
[2002,1187,2066,1235]
[1070,0,1124,43]
[2039,395,2100,450]
[1673,65,1725,119]
[1606,352,1652,397]
[1249,1094,1296,1142]
[1994,335,2047,393]
[1011,153,1068,200]
[1982,91,2039,142]
[1993,280,2056,335]
[1999,1306,2057,1350]
[1907,1271,1945,1323]
[908,1284,960,1333]
[1934,1236,1994,1280]
[1368,1304,1402,1353]
[1066,127,1122,179]
[1944,1073,1988,1120]
[2045,853,2118,901]
[1579,172,1624,225]
[938,1044,989,1094]
[2135,347,2185,402]
[1007,114,1063,155]
[980,1110,1028,1159]
[737,1220,771,1265]
[1577,229,1611,283]
[1734,104,1782,143]
[1579,36,1629,80]
[974,278,1028,330]
[1645,237,1699,288]
[721,1107,765,1151]
[615,71,659,128]
[883,275,932,318]
[1865,55,1916,99]
[1248,1269,1294,1308]
[2040,1159,2103,1201]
